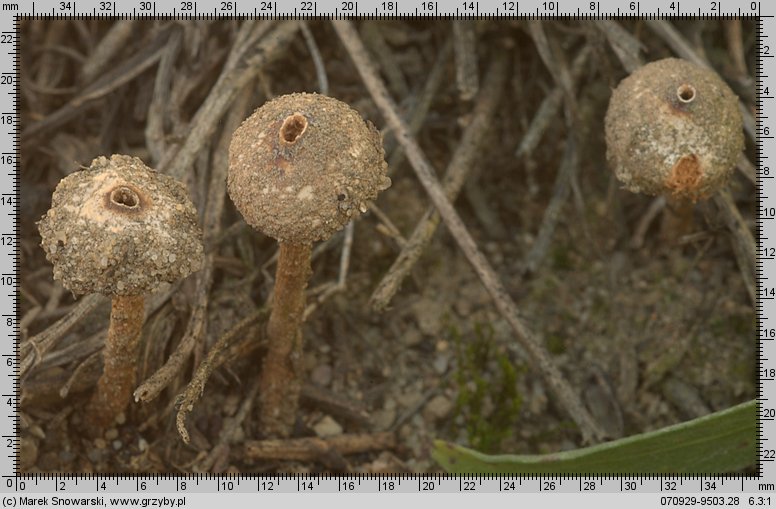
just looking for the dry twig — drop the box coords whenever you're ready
[134,82,256,404]
[244,432,395,463]
[175,307,269,443]
[370,53,509,310]
[452,21,479,101]
[20,294,105,379]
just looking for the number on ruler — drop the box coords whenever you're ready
[259,1,272,10]
[421,1,435,10]
[300,1,313,10]
[59,1,73,11]
[668,1,678,11]
[381,1,396,10]
[341,1,355,11]
[180,1,194,11]
[220,1,234,10]
[99,1,114,11]
[139,1,152,10]
[502,1,516,11]
[542,1,556,12]
[462,1,477,11]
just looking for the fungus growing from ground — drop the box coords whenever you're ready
[38,155,204,432]
[604,58,744,238]
[228,93,391,437]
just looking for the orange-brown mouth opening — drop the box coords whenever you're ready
[106,185,146,213]
[280,113,308,144]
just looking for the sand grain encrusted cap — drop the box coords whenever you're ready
[604,58,744,200]
[228,93,391,243]
[38,155,204,296]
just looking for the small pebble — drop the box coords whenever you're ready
[104,429,119,441]
[426,395,454,420]
[432,355,449,375]
[372,408,396,431]
[86,449,102,464]
[402,328,423,347]
[313,415,343,438]
[58,449,75,463]
[310,364,333,387]
[112,440,122,451]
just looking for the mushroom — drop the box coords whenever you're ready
[604,58,744,239]
[228,93,390,437]
[38,155,204,431]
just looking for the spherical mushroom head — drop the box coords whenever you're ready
[37,155,205,297]
[227,93,391,244]
[604,58,744,201]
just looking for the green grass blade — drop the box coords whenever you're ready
[433,400,756,474]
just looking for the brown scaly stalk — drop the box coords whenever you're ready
[86,295,145,430]
[228,93,390,437]
[259,242,312,434]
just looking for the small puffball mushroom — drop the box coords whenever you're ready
[605,58,744,201]
[228,93,390,437]
[229,93,391,243]
[38,154,204,432]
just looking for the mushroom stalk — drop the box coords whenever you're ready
[228,93,390,438]
[38,155,204,436]
[659,196,695,243]
[87,295,145,430]
[260,242,312,437]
